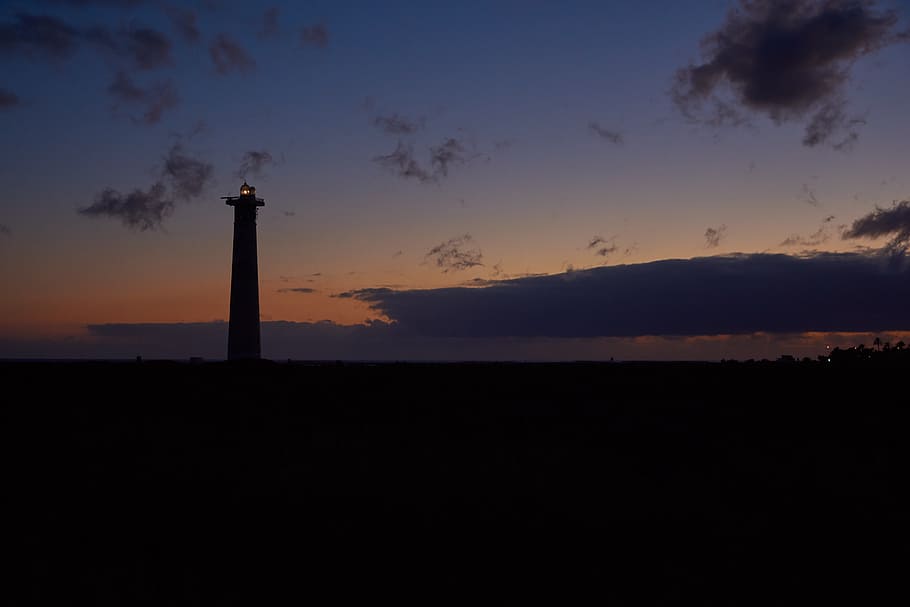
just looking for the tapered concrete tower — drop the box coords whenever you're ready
[223,182,265,360]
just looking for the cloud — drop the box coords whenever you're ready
[843,200,910,253]
[372,113,423,135]
[588,122,624,145]
[37,1,146,5]
[278,288,317,294]
[164,5,200,44]
[85,24,174,70]
[801,99,864,149]
[430,138,469,178]
[426,234,483,272]
[107,71,178,124]
[801,183,820,206]
[780,216,835,247]
[373,141,434,183]
[259,7,280,39]
[300,23,328,48]
[234,150,276,179]
[1,13,175,71]
[704,225,726,248]
[0,88,21,109]
[672,0,904,147]
[209,33,254,74]
[161,143,214,200]
[345,252,910,338]
[587,235,618,257]
[0,223,10,235]
[0,13,80,60]
[78,182,173,231]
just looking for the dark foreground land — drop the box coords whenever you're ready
[4,360,908,604]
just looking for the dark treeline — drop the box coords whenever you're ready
[4,361,908,604]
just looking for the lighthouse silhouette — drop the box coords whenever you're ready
[223,182,265,360]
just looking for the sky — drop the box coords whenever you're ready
[1,0,909,360]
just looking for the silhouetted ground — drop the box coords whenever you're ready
[4,360,908,604]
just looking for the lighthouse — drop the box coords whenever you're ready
[223,182,265,360]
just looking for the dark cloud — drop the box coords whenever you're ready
[588,122,624,145]
[372,113,422,135]
[107,71,178,124]
[300,23,328,48]
[843,200,910,253]
[234,150,276,179]
[161,143,214,200]
[373,141,434,183]
[283,210,295,217]
[0,223,10,236]
[672,0,904,147]
[259,7,280,39]
[704,225,727,248]
[164,5,200,44]
[278,288,317,294]
[0,88,21,109]
[209,34,254,74]
[0,13,80,60]
[78,182,173,231]
[426,234,483,273]
[346,252,910,338]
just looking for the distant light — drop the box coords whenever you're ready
[240,182,252,196]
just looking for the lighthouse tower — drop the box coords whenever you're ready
[223,182,265,360]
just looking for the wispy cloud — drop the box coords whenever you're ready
[801,183,820,207]
[429,138,469,178]
[234,150,276,179]
[0,88,21,109]
[704,225,726,248]
[372,141,434,183]
[278,287,317,294]
[209,33,254,74]
[0,13,80,60]
[86,24,174,70]
[259,7,280,39]
[588,122,624,145]
[164,5,200,44]
[107,71,178,124]
[426,234,483,272]
[162,144,214,200]
[300,23,328,48]
[372,112,423,135]
[587,235,618,257]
